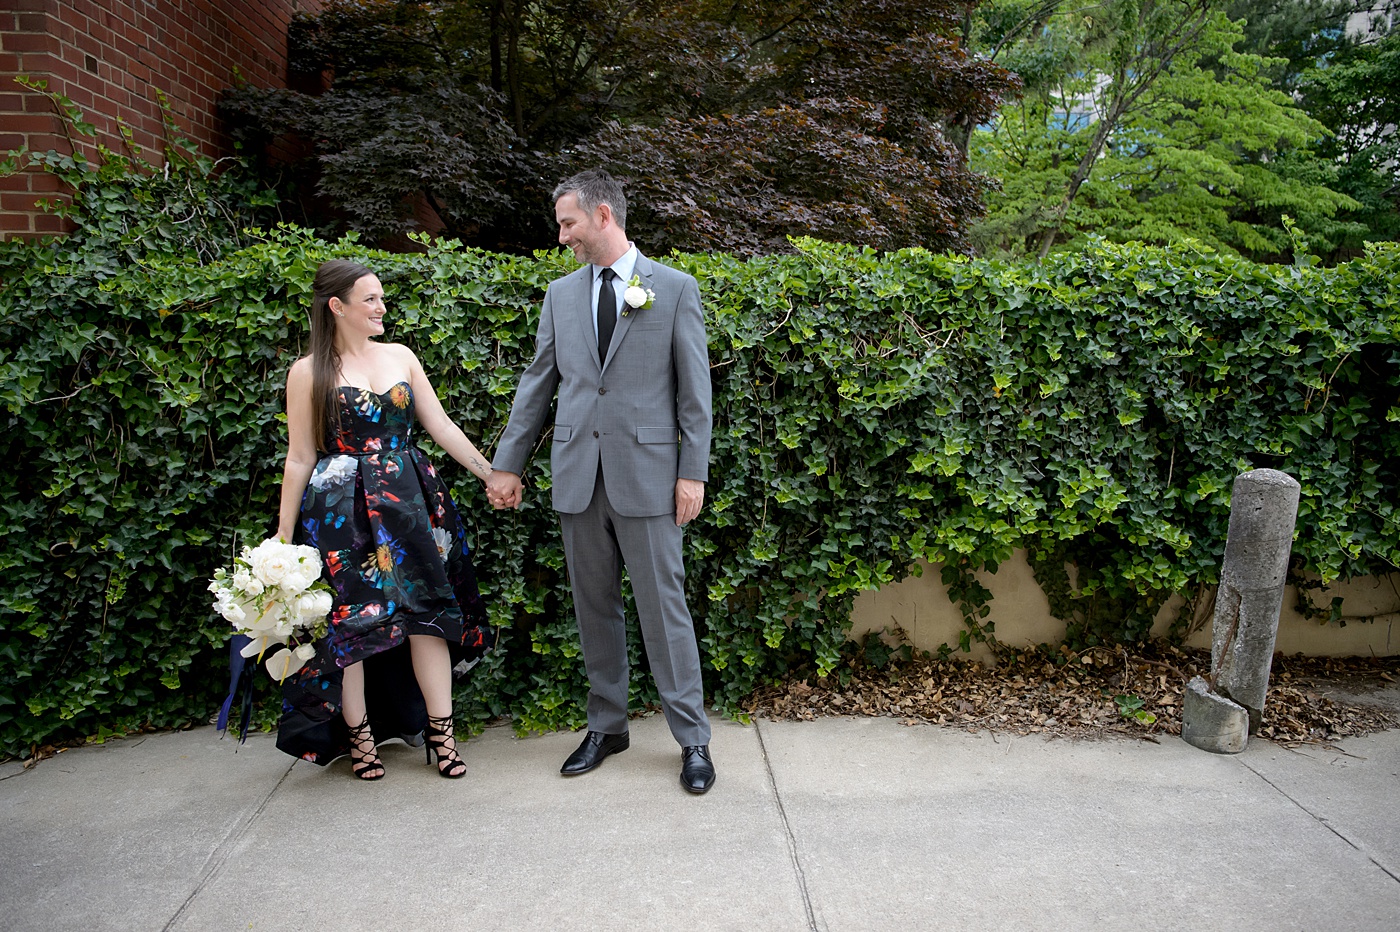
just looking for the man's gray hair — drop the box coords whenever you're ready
[553,169,627,231]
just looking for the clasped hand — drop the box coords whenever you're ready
[486,471,522,510]
[487,471,704,526]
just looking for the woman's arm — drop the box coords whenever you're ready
[401,346,494,482]
[276,358,320,541]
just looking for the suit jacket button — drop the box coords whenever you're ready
[598,387,607,395]
[593,431,600,438]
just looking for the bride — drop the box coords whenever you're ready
[272,259,495,779]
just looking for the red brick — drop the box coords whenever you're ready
[39,56,78,83]
[23,133,66,155]
[0,132,23,148]
[32,211,68,232]
[2,113,58,133]
[28,167,65,188]
[71,26,102,57]
[112,33,139,61]
[61,83,92,109]
[16,13,51,33]
[129,128,158,150]
[0,92,22,110]
[2,32,59,54]
[0,190,42,210]
[3,0,324,213]
[98,86,129,110]
[52,42,85,64]
[0,212,35,231]
[45,18,76,46]
[135,13,159,44]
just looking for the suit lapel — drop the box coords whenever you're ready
[567,266,601,371]
[602,253,653,372]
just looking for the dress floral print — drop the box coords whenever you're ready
[275,381,493,764]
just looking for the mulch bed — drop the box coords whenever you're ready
[744,641,1400,747]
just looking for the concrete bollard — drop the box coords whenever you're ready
[1182,468,1300,753]
[1181,676,1249,753]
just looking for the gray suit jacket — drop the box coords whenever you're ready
[492,253,713,517]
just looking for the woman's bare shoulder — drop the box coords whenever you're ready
[287,355,314,385]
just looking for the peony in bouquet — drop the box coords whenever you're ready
[209,538,333,682]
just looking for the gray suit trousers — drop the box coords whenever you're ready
[559,467,711,747]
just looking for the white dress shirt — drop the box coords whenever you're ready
[592,243,638,342]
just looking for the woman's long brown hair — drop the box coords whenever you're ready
[308,259,374,452]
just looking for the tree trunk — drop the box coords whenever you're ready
[1035,101,1122,259]
[506,0,524,138]
[489,0,504,94]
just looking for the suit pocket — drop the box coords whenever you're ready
[553,424,573,442]
[636,426,679,444]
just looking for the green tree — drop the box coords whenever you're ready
[223,0,1016,254]
[1295,18,1400,257]
[1223,0,1356,85]
[970,0,1359,260]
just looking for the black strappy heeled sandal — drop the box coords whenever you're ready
[347,715,385,781]
[425,714,466,779]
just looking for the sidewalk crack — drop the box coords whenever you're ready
[1240,758,1400,884]
[755,718,820,932]
[161,759,296,931]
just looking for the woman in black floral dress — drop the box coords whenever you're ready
[273,259,495,779]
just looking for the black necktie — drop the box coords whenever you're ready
[597,267,617,361]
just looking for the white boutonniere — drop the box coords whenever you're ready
[622,274,655,316]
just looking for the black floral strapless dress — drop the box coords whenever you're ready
[275,381,494,764]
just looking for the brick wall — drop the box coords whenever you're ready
[0,0,321,239]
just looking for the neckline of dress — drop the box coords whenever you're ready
[339,380,410,397]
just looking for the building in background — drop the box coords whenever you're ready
[0,0,319,239]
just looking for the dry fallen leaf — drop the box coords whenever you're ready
[745,643,1400,745]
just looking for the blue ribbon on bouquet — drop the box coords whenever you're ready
[216,633,256,743]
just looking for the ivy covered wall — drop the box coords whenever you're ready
[1,154,1397,760]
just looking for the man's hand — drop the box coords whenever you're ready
[675,478,705,526]
[487,470,523,510]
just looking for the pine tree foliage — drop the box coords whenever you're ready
[969,0,1371,261]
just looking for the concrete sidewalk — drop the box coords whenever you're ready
[2,709,1398,931]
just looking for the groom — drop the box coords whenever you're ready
[487,169,716,794]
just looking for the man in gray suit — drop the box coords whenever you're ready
[486,169,715,794]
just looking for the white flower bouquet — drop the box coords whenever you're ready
[209,538,334,682]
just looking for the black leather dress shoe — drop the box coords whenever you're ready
[560,731,629,776]
[680,745,715,794]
